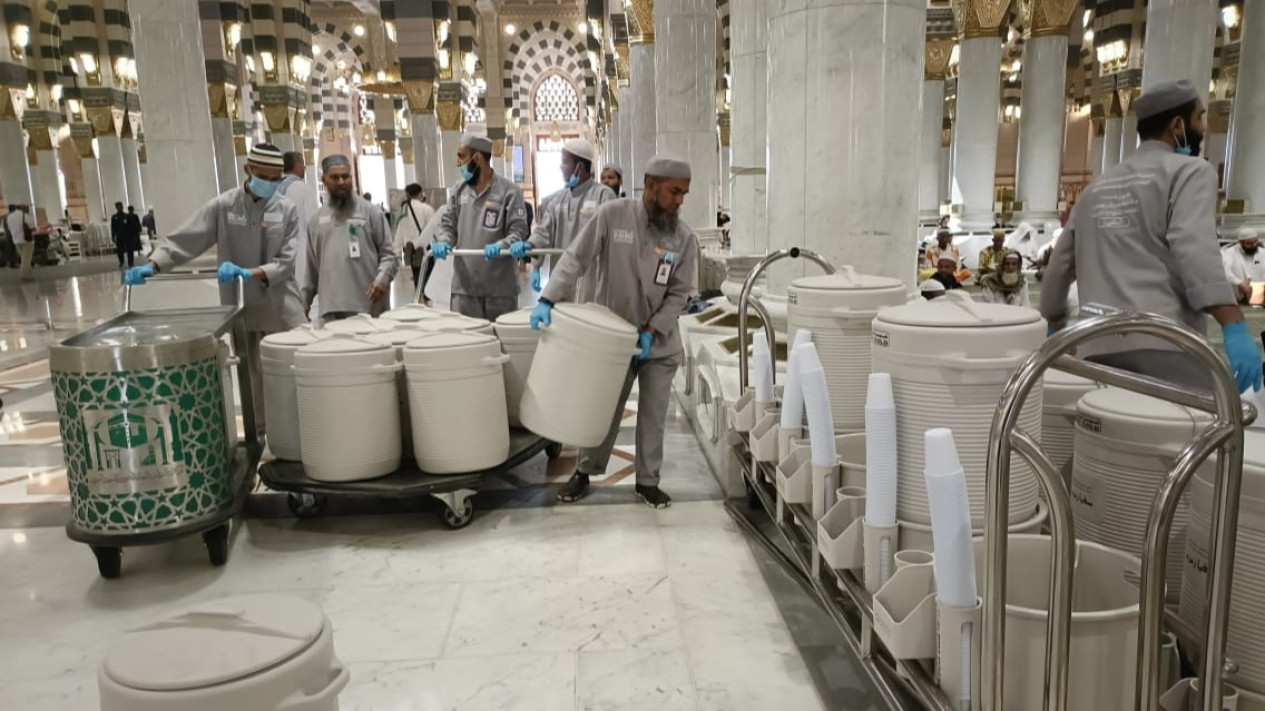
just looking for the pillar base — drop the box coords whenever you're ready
[1013,209,1062,226]
[952,209,996,233]
[919,209,944,224]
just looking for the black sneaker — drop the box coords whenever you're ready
[557,472,590,503]
[635,484,672,509]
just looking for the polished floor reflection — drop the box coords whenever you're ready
[0,257,861,710]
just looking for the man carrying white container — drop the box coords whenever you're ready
[529,154,698,508]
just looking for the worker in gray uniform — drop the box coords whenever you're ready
[124,143,303,434]
[430,132,529,322]
[1041,80,1263,393]
[301,154,398,320]
[530,154,698,509]
[507,137,617,295]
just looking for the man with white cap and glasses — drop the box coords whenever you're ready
[511,137,617,294]
[1041,80,1263,393]
[529,153,698,508]
[431,132,529,322]
[1222,227,1265,304]
[124,142,304,433]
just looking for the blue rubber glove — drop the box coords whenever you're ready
[217,262,252,284]
[531,269,542,293]
[484,243,502,260]
[1222,321,1263,392]
[124,264,154,286]
[431,242,451,260]
[530,300,553,330]
[510,241,532,260]
[637,331,654,361]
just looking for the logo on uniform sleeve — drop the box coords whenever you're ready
[514,206,526,218]
[613,229,634,244]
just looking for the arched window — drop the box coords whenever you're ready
[533,74,579,123]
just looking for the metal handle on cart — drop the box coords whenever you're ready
[737,248,836,391]
[124,272,246,313]
[982,309,1247,711]
[442,248,567,257]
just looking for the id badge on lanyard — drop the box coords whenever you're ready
[655,251,676,286]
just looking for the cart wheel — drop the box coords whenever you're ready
[92,546,123,579]
[287,492,327,518]
[545,441,563,460]
[439,498,475,529]
[203,524,230,566]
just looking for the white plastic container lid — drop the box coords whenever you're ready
[321,314,384,335]
[297,336,385,356]
[380,305,447,323]
[103,594,324,691]
[875,292,1041,329]
[262,330,324,348]
[1076,387,1211,445]
[413,316,493,334]
[1043,370,1100,412]
[553,303,637,339]
[363,327,426,349]
[788,269,906,312]
[405,331,502,369]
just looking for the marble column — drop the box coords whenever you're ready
[401,136,415,189]
[83,157,106,223]
[33,146,63,222]
[96,135,130,209]
[129,0,220,230]
[919,39,953,222]
[411,113,443,193]
[1205,128,1227,172]
[1119,113,1138,161]
[1089,120,1104,177]
[950,35,1004,231]
[1141,0,1217,106]
[1101,115,1122,173]
[1015,3,1074,224]
[1225,0,1265,226]
[121,136,146,209]
[729,0,768,253]
[655,0,718,231]
[618,87,634,181]
[767,0,925,290]
[940,140,951,205]
[0,119,34,205]
[630,43,657,197]
[269,132,302,153]
[212,117,238,192]
[718,125,731,210]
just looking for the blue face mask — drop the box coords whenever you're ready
[249,175,278,199]
[566,173,580,189]
[458,159,478,184]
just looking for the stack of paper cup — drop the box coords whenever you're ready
[779,332,815,460]
[752,333,775,411]
[798,344,837,469]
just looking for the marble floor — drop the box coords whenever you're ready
[0,262,880,710]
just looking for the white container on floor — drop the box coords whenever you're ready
[787,268,907,433]
[379,304,449,325]
[259,328,327,461]
[295,336,401,481]
[320,313,385,335]
[519,303,639,447]
[494,309,541,427]
[363,325,426,460]
[412,314,494,336]
[870,291,1044,529]
[405,332,510,473]
[1182,431,1265,698]
[1042,370,1101,485]
[98,594,348,711]
[1073,387,1210,601]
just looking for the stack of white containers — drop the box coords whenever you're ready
[494,310,541,427]
[870,291,1045,543]
[1041,370,1101,483]
[259,328,327,461]
[379,304,447,325]
[363,326,426,459]
[404,332,510,473]
[294,336,401,481]
[1181,431,1265,706]
[412,315,494,336]
[1072,387,1212,600]
[321,314,384,336]
[787,269,906,433]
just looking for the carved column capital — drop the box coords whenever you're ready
[925,38,957,80]
[951,0,1013,40]
[629,0,655,44]
[1017,0,1077,38]
[436,99,463,132]
[403,80,436,115]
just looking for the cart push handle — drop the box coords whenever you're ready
[441,248,567,257]
[124,272,246,314]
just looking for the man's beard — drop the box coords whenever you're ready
[647,201,678,233]
[328,191,354,216]
[1245,245,1259,256]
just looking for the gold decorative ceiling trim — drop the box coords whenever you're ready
[951,0,1013,40]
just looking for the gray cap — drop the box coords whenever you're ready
[646,153,691,180]
[460,132,493,154]
[1134,80,1199,120]
[320,154,352,172]
[562,137,595,162]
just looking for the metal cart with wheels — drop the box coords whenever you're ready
[258,430,562,529]
[50,274,263,578]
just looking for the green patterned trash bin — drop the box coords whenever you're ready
[50,325,234,535]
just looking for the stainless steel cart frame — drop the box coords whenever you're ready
[983,307,1252,711]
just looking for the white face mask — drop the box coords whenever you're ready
[1001,272,1020,286]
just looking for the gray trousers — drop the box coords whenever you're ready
[578,353,680,486]
[451,294,518,323]
[1086,349,1214,392]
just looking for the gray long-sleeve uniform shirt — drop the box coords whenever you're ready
[1039,140,1235,357]
[436,173,529,298]
[529,178,618,300]
[301,197,398,318]
[541,198,697,358]
[149,185,302,333]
